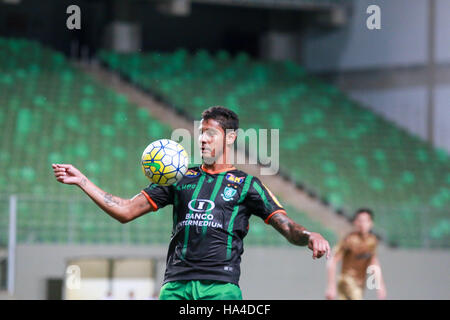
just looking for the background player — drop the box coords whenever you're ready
[52,106,331,300]
[325,209,387,300]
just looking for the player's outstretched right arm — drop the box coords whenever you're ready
[268,212,331,259]
[51,164,153,223]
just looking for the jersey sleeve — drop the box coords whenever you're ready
[141,183,174,212]
[370,234,379,256]
[244,177,286,224]
[334,238,348,256]
[334,234,352,256]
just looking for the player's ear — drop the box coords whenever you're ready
[225,130,237,146]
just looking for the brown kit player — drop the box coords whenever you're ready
[325,209,387,300]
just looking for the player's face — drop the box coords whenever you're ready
[353,212,373,234]
[198,119,226,164]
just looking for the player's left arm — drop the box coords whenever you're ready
[268,212,331,259]
[370,254,387,299]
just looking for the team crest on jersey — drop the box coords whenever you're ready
[221,186,237,201]
[225,173,245,184]
[185,169,200,177]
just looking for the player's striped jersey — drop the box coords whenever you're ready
[141,165,286,286]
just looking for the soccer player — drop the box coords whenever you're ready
[52,106,330,300]
[325,208,387,300]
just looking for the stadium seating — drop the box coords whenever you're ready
[98,49,450,248]
[0,38,175,246]
[0,38,336,247]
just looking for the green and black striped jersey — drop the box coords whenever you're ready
[141,165,286,286]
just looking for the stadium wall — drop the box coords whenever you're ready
[10,244,450,300]
[303,0,450,153]
[348,84,450,153]
[302,0,450,71]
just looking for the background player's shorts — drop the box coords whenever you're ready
[159,280,242,300]
[337,274,364,300]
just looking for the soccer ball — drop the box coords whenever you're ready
[141,139,189,186]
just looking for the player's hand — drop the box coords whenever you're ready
[325,286,337,300]
[307,232,331,260]
[52,164,85,186]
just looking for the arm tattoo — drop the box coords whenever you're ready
[103,192,123,207]
[80,177,87,188]
[269,213,309,246]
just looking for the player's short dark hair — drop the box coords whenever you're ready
[352,208,374,221]
[201,106,239,132]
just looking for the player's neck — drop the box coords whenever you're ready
[356,230,370,238]
[201,162,235,174]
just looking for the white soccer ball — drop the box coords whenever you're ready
[141,139,189,186]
